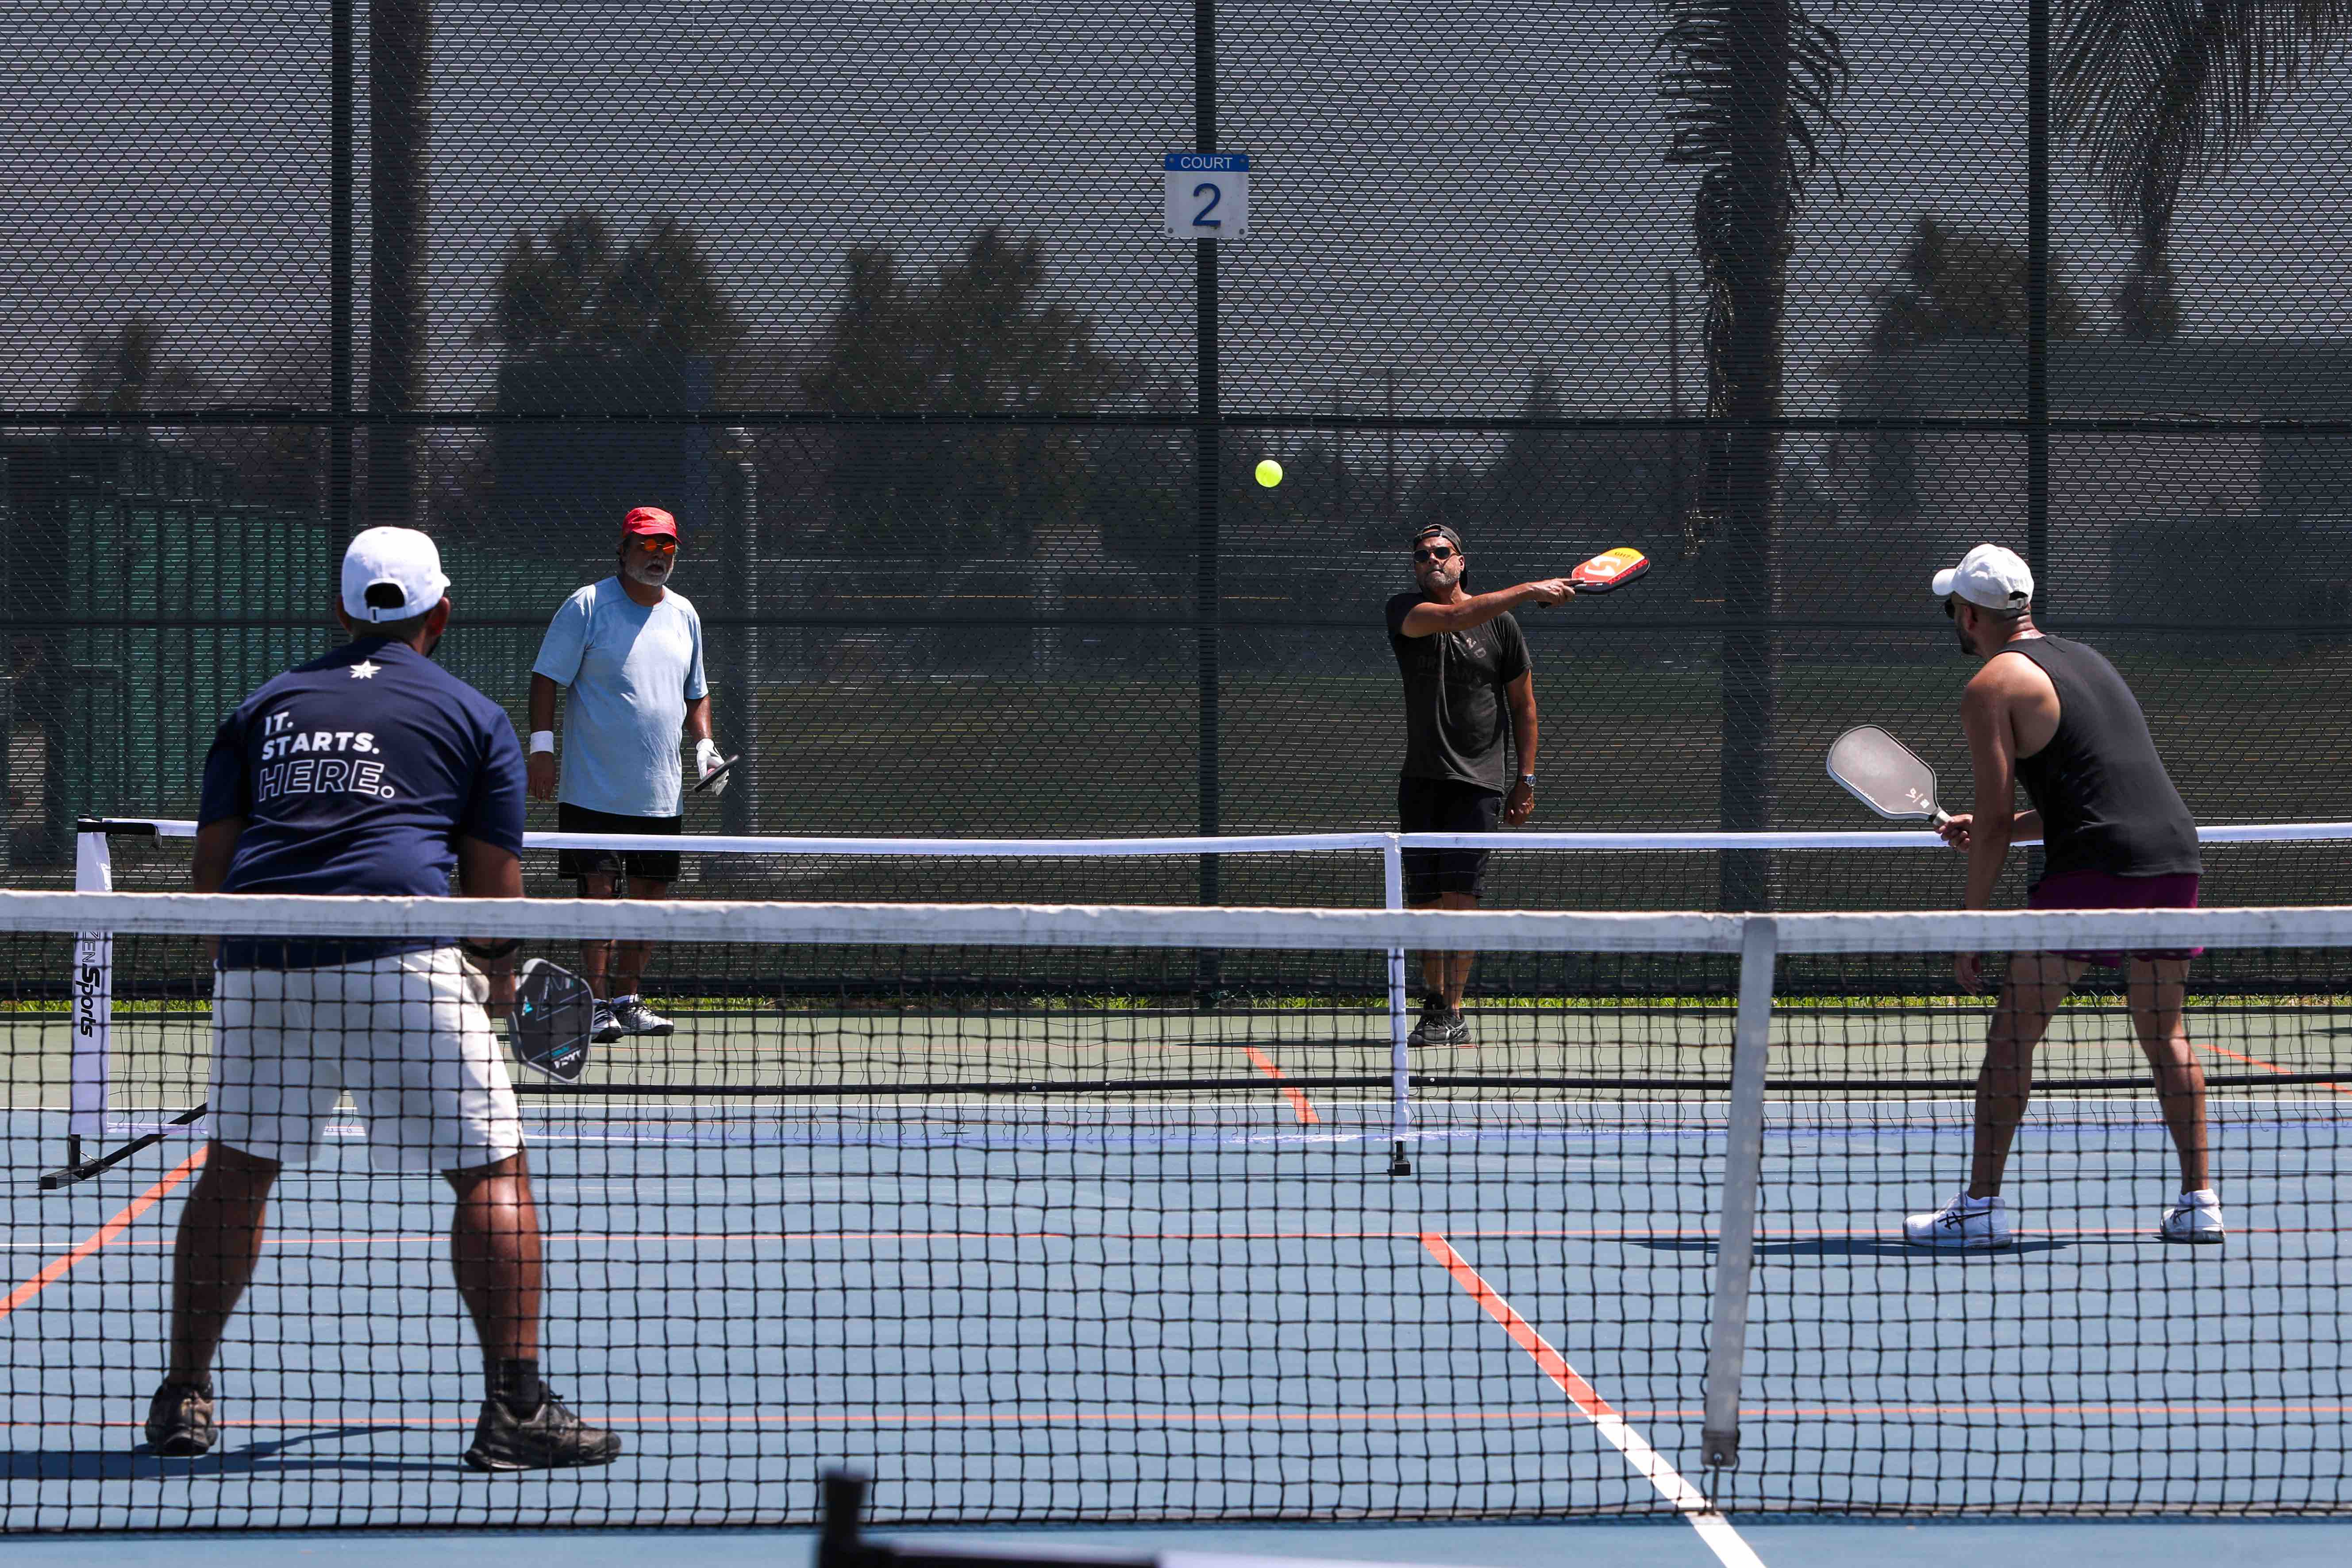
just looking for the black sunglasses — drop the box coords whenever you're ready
[1943,597,1957,618]
[1413,545,1456,562]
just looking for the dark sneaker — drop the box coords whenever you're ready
[463,1389,622,1472]
[590,1002,624,1045]
[611,998,674,1038]
[143,1379,216,1457]
[1407,1001,1450,1048]
[1441,1010,1472,1048]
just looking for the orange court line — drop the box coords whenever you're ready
[0,1145,208,1324]
[1419,1231,1615,1420]
[1240,1044,1321,1125]
[2197,1039,2352,1099]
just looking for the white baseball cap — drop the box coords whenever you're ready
[341,526,451,623]
[1931,543,2033,614]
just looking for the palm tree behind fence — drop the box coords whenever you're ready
[1656,0,1848,911]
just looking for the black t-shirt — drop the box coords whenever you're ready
[1386,592,1531,793]
[2004,636,2200,880]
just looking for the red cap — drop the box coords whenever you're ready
[622,506,677,539]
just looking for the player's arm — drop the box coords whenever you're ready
[683,614,727,793]
[192,819,243,894]
[457,836,523,1009]
[1958,673,2022,911]
[1399,581,1572,637]
[526,673,561,801]
[528,592,591,804]
[1503,672,1537,826]
[191,817,244,968]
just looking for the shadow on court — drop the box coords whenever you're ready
[0,1427,445,1480]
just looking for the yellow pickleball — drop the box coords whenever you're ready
[1255,458,1283,488]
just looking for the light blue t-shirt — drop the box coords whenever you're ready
[531,577,708,817]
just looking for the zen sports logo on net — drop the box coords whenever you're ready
[254,711,398,801]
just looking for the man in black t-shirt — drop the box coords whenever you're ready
[1386,524,1572,1046]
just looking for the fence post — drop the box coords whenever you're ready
[1192,0,1220,912]
[1701,913,1776,1469]
[1384,835,1410,1174]
[2026,0,2050,618]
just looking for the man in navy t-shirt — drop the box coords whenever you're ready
[146,527,617,1474]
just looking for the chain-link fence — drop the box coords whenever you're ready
[8,2,2352,907]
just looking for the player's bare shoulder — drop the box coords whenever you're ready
[1975,644,2056,701]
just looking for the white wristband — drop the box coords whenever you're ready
[528,730,556,755]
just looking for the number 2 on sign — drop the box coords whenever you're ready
[1192,182,1222,230]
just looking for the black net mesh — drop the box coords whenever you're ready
[1,908,2346,1526]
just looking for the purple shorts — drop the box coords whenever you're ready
[2026,868,2202,964]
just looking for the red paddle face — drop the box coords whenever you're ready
[1569,547,1650,594]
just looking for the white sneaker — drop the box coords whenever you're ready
[611,997,674,1038]
[1902,1190,2012,1249]
[2160,1189,2225,1245]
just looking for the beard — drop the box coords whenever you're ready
[1954,624,1973,656]
[623,555,673,589]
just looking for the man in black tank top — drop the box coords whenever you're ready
[1901,544,2221,1250]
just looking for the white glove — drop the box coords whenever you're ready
[694,738,730,796]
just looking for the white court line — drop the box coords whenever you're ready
[1419,1231,1763,1568]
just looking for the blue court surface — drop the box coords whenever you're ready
[1,1052,2346,1557]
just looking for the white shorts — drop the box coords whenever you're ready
[211,947,524,1172]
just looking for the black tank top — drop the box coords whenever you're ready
[2004,636,2200,880]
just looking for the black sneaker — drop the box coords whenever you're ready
[1440,1010,1472,1048]
[611,998,674,1038]
[462,1388,622,1472]
[590,1002,625,1045]
[1407,1000,1450,1048]
[143,1379,216,1457]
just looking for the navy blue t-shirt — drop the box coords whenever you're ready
[198,638,526,968]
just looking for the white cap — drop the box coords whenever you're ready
[1931,543,2033,614]
[341,527,451,623]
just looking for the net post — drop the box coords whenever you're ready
[1701,912,1776,1470]
[816,1468,872,1568]
[1383,835,1411,1175]
[69,825,116,1158]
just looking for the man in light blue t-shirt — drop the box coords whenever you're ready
[527,506,728,1043]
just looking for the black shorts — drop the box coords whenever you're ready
[556,802,684,884]
[1398,776,1502,903]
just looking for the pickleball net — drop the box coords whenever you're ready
[1,890,2347,1529]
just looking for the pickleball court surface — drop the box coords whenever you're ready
[1,993,2344,1535]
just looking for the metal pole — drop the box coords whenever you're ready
[1383,836,1411,1175]
[1667,272,1682,418]
[1194,0,1220,918]
[1701,914,1778,1469]
[330,0,353,535]
[1384,367,1398,532]
[2026,0,2050,615]
[1667,272,1684,539]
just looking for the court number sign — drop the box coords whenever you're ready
[1164,153,1249,240]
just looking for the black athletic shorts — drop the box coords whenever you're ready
[1398,775,1503,902]
[556,802,684,884]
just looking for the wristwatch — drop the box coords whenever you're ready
[1517,774,1536,788]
